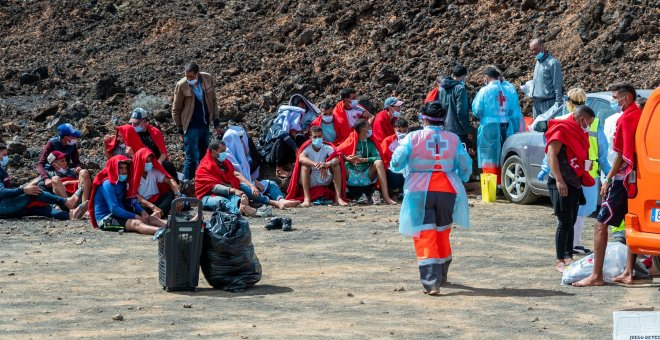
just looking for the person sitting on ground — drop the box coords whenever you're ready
[223,128,300,209]
[36,123,92,204]
[226,124,262,179]
[88,155,166,234]
[333,88,372,141]
[40,151,90,217]
[286,126,348,207]
[372,97,404,149]
[131,148,183,218]
[310,101,342,145]
[288,94,320,132]
[127,108,179,182]
[195,140,257,216]
[337,119,397,205]
[103,125,144,159]
[0,143,84,220]
[382,118,410,197]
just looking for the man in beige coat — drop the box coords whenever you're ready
[172,63,221,180]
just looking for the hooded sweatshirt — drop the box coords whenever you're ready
[439,77,471,136]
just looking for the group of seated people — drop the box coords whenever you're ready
[0,89,420,235]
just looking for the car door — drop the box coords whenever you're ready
[527,103,569,192]
[588,98,618,128]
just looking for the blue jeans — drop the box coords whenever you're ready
[0,192,68,220]
[240,183,271,205]
[201,195,241,214]
[183,128,210,180]
[259,180,284,201]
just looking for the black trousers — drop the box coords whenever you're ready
[548,178,581,260]
[161,160,180,184]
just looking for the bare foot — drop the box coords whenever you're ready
[572,274,606,287]
[555,260,566,273]
[611,272,634,285]
[64,195,79,209]
[337,198,349,206]
[427,289,440,296]
[240,205,257,217]
[300,200,311,208]
[279,199,300,208]
[564,258,574,265]
[384,198,397,205]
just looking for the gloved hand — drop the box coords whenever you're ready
[537,169,548,181]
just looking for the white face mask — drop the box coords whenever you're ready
[187,78,198,86]
[322,115,333,123]
[119,143,126,148]
[1,155,9,167]
[366,130,373,138]
[68,139,78,146]
[396,132,407,140]
[350,100,359,109]
[581,123,590,133]
[392,111,401,118]
[57,167,69,175]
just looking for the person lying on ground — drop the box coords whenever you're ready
[286,125,348,207]
[0,143,84,220]
[103,124,143,159]
[88,156,166,235]
[382,118,410,197]
[36,123,92,203]
[372,97,404,149]
[127,108,179,182]
[337,119,396,205]
[195,140,257,216]
[223,128,299,209]
[132,148,183,219]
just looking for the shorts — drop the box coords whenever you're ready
[597,180,628,226]
[99,215,128,232]
[422,191,457,227]
[309,170,333,187]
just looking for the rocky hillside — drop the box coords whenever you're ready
[0,0,658,181]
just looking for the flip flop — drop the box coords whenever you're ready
[73,200,89,220]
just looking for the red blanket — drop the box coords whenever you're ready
[131,148,172,199]
[372,110,395,150]
[544,115,595,187]
[336,131,382,157]
[88,155,135,228]
[285,139,347,202]
[425,87,439,103]
[194,150,241,199]
[145,124,168,160]
[613,102,642,197]
[380,134,398,168]
[331,101,353,145]
[105,125,145,157]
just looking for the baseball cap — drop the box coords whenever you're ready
[384,97,404,108]
[129,108,148,123]
[57,123,81,138]
[47,151,66,164]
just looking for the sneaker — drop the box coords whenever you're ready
[282,217,293,232]
[255,206,273,218]
[572,246,592,255]
[371,190,381,205]
[356,194,369,205]
[264,217,283,230]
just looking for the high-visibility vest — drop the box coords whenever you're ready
[587,118,600,178]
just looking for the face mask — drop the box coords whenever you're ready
[68,139,78,146]
[144,162,153,172]
[483,79,489,86]
[536,52,544,60]
[58,167,69,175]
[581,124,590,133]
[134,125,143,133]
[1,155,8,167]
[322,115,333,123]
[118,174,128,182]
[217,152,227,162]
[393,111,401,118]
[396,132,407,140]
[366,130,373,138]
[312,137,324,148]
[350,100,359,109]
[119,143,126,149]
[611,97,625,112]
[187,78,198,86]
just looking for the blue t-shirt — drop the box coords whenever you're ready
[93,180,143,222]
[321,122,337,143]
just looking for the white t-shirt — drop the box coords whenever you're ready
[604,112,628,179]
[138,169,167,200]
[346,108,365,128]
[302,144,335,186]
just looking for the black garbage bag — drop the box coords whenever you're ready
[200,211,262,292]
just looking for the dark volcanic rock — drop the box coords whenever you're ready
[95,75,124,100]
[33,104,59,122]
[19,73,39,85]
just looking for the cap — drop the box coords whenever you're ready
[47,151,66,164]
[384,97,404,108]
[57,123,81,138]
[129,108,148,122]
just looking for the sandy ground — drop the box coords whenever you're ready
[0,195,658,339]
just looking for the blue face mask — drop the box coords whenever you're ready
[350,100,359,109]
[393,111,401,118]
[118,174,128,182]
[610,98,624,112]
[1,155,9,167]
[134,125,143,133]
[144,162,153,172]
[366,130,373,138]
[536,52,544,60]
[312,137,324,148]
[187,78,198,86]
[217,152,227,162]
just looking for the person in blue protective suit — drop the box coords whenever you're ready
[537,88,610,255]
[390,101,472,295]
[472,66,522,184]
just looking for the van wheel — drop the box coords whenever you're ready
[502,155,538,205]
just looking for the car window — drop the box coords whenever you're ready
[549,103,568,119]
[590,99,618,127]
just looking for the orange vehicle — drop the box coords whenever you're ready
[625,87,660,256]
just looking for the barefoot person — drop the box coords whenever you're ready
[390,101,472,295]
[88,155,167,235]
[574,84,643,286]
[131,148,182,218]
[286,126,348,207]
[545,105,596,272]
